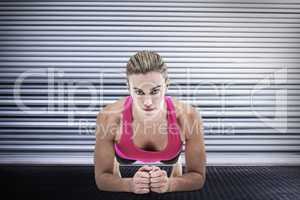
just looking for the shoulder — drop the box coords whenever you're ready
[170,96,203,140]
[170,96,200,120]
[97,97,125,120]
[95,96,127,139]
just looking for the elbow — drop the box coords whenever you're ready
[194,173,206,191]
[95,174,106,191]
[199,174,206,190]
[95,176,102,191]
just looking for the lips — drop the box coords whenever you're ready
[144,108,154,111]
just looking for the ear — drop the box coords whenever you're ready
[166,79,170,87]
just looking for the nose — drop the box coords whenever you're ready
[143,96,153,108]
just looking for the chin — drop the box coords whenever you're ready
[143,111,154,116]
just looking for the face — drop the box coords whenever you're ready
[127,71,169,121]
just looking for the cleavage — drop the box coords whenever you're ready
[132,122,168,151]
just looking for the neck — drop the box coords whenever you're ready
[132,100,168,125]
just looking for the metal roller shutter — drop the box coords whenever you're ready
[0,0,299,165]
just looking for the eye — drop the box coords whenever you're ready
[135,90,145,95]
[150,89,160,95]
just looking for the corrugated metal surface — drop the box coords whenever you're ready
[2,165,300,200]
[0,0,299,165]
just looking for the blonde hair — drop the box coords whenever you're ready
[126,50,169,85]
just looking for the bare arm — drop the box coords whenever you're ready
[94,111,132,192]
[168,107,207,192]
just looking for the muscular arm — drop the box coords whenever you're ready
[168,107,207,192]
[94,111,132,192]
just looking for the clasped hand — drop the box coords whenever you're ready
[130,165,170,194]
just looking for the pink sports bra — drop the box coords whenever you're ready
[114,95,183,165]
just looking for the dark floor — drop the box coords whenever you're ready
[0,165,299,200]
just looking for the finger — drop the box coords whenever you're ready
[151,166,161,171]
[150,182,162,188]
[135,177,150,184]
[150,176,162,183]
[136,188,150,194]
[138,165,153,172]
[149,166,160,173]
[152,169,168,177]
[152,176,168,184]
[150,170,164,178]
[137,183,150,189]
[136,171,150,178]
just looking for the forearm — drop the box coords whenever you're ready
[168,172,205,192]
[96,173,132,192]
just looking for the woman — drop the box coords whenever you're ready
[94,50,206,194]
